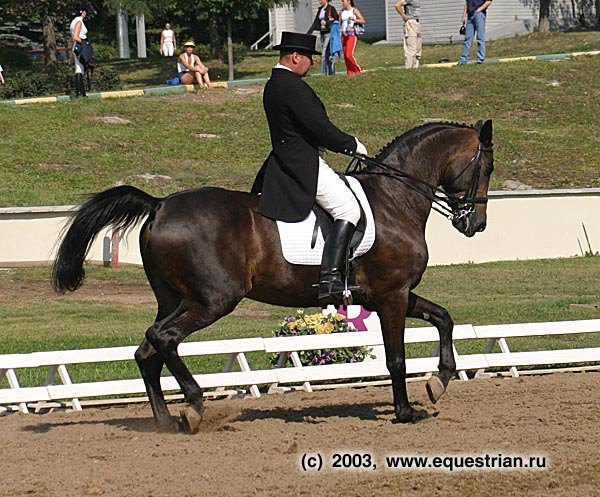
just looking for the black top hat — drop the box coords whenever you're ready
[272,32,321,56]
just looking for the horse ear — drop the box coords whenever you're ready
[473,120,484,132]
[479,119,493,145]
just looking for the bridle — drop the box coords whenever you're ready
[345,143,493,223]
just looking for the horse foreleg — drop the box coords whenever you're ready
[379,292,429,423]
[135,339,180,432]
[407,292,456,403]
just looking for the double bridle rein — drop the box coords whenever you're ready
[345,144,493,223]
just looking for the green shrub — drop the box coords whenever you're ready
[0,64,120,100]
[93,43,119,62]
[89,66,121,91]
[0,47,33,70]
[0,70,55,99]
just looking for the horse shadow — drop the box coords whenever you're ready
[18,400,437,434]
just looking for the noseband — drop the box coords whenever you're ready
[346,144,493,223]
[445,144,493,222]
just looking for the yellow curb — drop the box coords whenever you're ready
[425,62,457,68]
[15,96,57,105]
[571,50,600,57]
[184,82,228,91]
[100,90,145,99]
[499,56,537,63]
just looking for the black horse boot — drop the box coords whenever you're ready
[75,73,87,98]
[318,219,358,303]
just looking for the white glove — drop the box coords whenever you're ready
[355,137,368,156]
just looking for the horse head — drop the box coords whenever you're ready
[442,119,494,238]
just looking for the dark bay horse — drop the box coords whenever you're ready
[53,120,494,432]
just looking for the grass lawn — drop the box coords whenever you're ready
[0,257,598,387]
[1,32,599,206]
[109,31,600,88]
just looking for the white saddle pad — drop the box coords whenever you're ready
[276,176,376,265]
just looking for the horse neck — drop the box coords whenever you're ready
[368,127,460,225]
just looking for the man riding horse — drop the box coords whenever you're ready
[251,32,368,303]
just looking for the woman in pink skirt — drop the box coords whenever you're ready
[340,0,366,75]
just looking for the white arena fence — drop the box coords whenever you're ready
[1,319,599,414]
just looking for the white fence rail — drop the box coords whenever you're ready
[1,319,599,413]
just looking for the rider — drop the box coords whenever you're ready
[251,32,368,303]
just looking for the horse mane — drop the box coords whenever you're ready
[375,122,473,162]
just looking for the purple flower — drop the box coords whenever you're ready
[284,316,294,323]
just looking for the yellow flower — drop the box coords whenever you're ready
[315,322,335,334]
[335,313,345,321]
[288,321,297,330]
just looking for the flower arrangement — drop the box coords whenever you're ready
[271,310,373,367]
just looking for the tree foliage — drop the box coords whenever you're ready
[2,0,76,68]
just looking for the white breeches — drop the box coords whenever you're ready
[162,43,174,56]
[315,157,361,225]
[74,55,85,74]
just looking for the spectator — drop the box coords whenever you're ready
[70,6,92,98]
[395,0,421,69]
[0,64,4,85]
[307,0,339,76]
[160,22,177,57]
[177,41,212,89]
[458,0,493,64]
[340,0,365,75]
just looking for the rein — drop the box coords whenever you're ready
[345,144,493,222]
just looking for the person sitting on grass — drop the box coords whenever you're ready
[177,41,212,89]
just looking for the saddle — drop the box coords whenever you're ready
[275,175,376,266]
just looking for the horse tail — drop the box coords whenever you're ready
[52,185,161,293]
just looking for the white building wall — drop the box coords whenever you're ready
[355,0,387,37]
[267,0,583,47]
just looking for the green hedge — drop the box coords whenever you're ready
[0,47,32,70]
[0,64,121,100]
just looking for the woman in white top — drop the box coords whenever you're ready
[70,6,89,97]
[340,0,365,75]
[160,23,177,57]
[0,64,4,85]
[177,41,212,89]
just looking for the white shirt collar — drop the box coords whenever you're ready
[274,63,292,72]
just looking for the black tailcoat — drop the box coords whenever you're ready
[251,68,357,222]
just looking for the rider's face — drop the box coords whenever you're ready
[295,52,314,77]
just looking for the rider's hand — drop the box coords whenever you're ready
[355,137,368,156]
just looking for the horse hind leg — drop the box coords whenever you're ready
[406,292,456,404]
[135,339,180,432]
[145,299,242,434]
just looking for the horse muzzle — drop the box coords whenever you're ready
[452,207,486,238]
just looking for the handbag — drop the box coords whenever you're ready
[354,23,365,36]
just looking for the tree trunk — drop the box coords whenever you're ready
[538,0,551,32]
[597,0,600,27]
[208,14,222,60]
[43,13,58,70]
[227,16,234,81]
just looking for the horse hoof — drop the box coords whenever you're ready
[180,406,203,434]
[393,408,430,424]
[156,416,181,433]
[426,376,446,404]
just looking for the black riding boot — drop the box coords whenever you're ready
[75,73,86,98]
[318,220,358,303]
